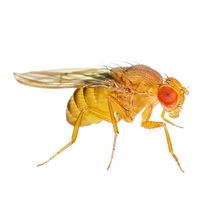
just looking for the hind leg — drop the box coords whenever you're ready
[37,109,86,167]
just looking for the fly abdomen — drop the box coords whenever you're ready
[66,87,110,126]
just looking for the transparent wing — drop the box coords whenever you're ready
[14,67,114,88]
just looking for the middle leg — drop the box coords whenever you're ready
[88,98,119,170]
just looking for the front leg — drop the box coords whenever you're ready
[141,109,184,172]
[161,110,183,128]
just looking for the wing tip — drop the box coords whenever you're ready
[13,72,22,81]
[14,72,26,84]
[13,72,18,76]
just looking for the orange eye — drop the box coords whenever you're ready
[158,86,178,108]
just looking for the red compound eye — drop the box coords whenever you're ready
[158,86,178,108]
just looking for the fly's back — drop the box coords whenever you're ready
[111,65,163,92]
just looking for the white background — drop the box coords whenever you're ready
[0,0,220,219]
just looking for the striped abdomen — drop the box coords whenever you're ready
[66,87,111,126]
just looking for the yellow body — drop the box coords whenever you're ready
[14,64,188,171]
[66,65,163,127]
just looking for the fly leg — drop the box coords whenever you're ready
[106,97,119,170]
[141,115,184,172]
[161,110,183,128]
[37,109,86,167]
[37,99,122,169]
[87,98,119,170]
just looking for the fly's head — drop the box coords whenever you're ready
[157,77,188,118]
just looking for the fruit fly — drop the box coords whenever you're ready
[14,64,188,172]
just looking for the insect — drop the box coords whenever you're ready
[14,64,188,172]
